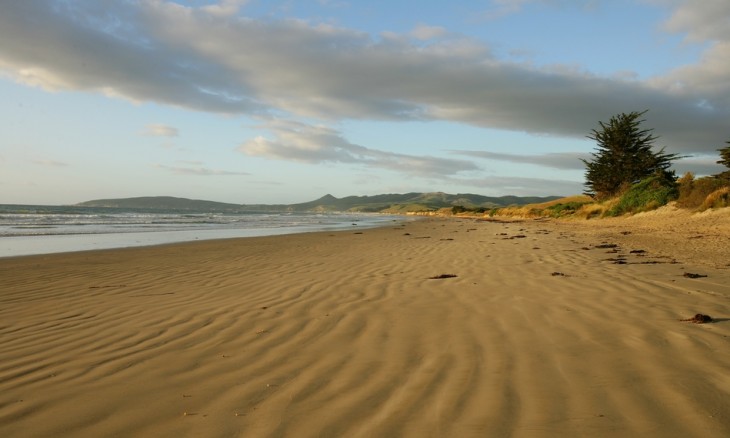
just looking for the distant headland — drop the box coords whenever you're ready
[76,193,561,214]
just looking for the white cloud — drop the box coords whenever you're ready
[155,163,250,176]
[644,0,730,100]
[410,24,448,41]
[0,0,727,158]
[477,0,599,21]
[674,155,727,176]
[142,123,179,137]
[239,119,479,177]
[659,0,730,42]
[447,175,584,196]
[200,0,248,17]
[456,148,730,178]
[453,150,588,170]
[32,159,69,167]
[478,0,534,20]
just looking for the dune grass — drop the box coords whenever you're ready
[468,175,728,220]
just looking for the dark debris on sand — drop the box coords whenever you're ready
[680,314,713,324]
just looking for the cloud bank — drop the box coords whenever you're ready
[239,119,479,177]
[155,163,250,176]
[0,0,727,159]
[453,150,589,170]
[447,175,585,197]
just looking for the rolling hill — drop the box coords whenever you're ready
[77,193,562,213]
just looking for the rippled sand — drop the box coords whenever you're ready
[1,216,729,437]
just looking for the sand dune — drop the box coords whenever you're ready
[1,216,729,437]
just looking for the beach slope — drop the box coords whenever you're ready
[1,216,729,437]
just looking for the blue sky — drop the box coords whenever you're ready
[1,0,728,205]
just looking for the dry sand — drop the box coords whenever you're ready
[1,213,729,437]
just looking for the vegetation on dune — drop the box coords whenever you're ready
[447,117,727,220]
[570,113,727,216]
[605,172,678,216]
[676,172,727,209]
[475,196,592,219]
[675,140,730,210]
[700,187,730,210]
[451,205,489,215]
[581,110,680,200]
[545,200,593,217]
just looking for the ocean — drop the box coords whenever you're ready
[0,204,404,258]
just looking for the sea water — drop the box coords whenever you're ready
[0,204,403,257]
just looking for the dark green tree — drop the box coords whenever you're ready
[717,140,730,168]
[716,140,730,181]
[582,110,679,199]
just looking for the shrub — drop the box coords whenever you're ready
[528,208,543,217]
[451,205,489,215]
[676,172,728,209]
[699,187,730,211]
[606,173,678,216]
[575,203,607,219]
[546,201,591,217]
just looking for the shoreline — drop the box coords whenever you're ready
[0,216,407,259]
[1,215,728,437]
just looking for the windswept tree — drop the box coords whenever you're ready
[716,139,730,180]
[582,110,679,199]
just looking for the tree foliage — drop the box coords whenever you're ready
[718,140,730,169]
[716,140,730,182]
[582,110,679,199]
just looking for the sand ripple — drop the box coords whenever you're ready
[1,218,729,437]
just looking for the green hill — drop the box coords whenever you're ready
[76,196,243,212]
[284,192,560,212]
[77,193,561,213]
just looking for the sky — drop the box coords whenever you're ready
[1,0,729,205]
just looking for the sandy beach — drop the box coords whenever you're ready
[1,213,729,437]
